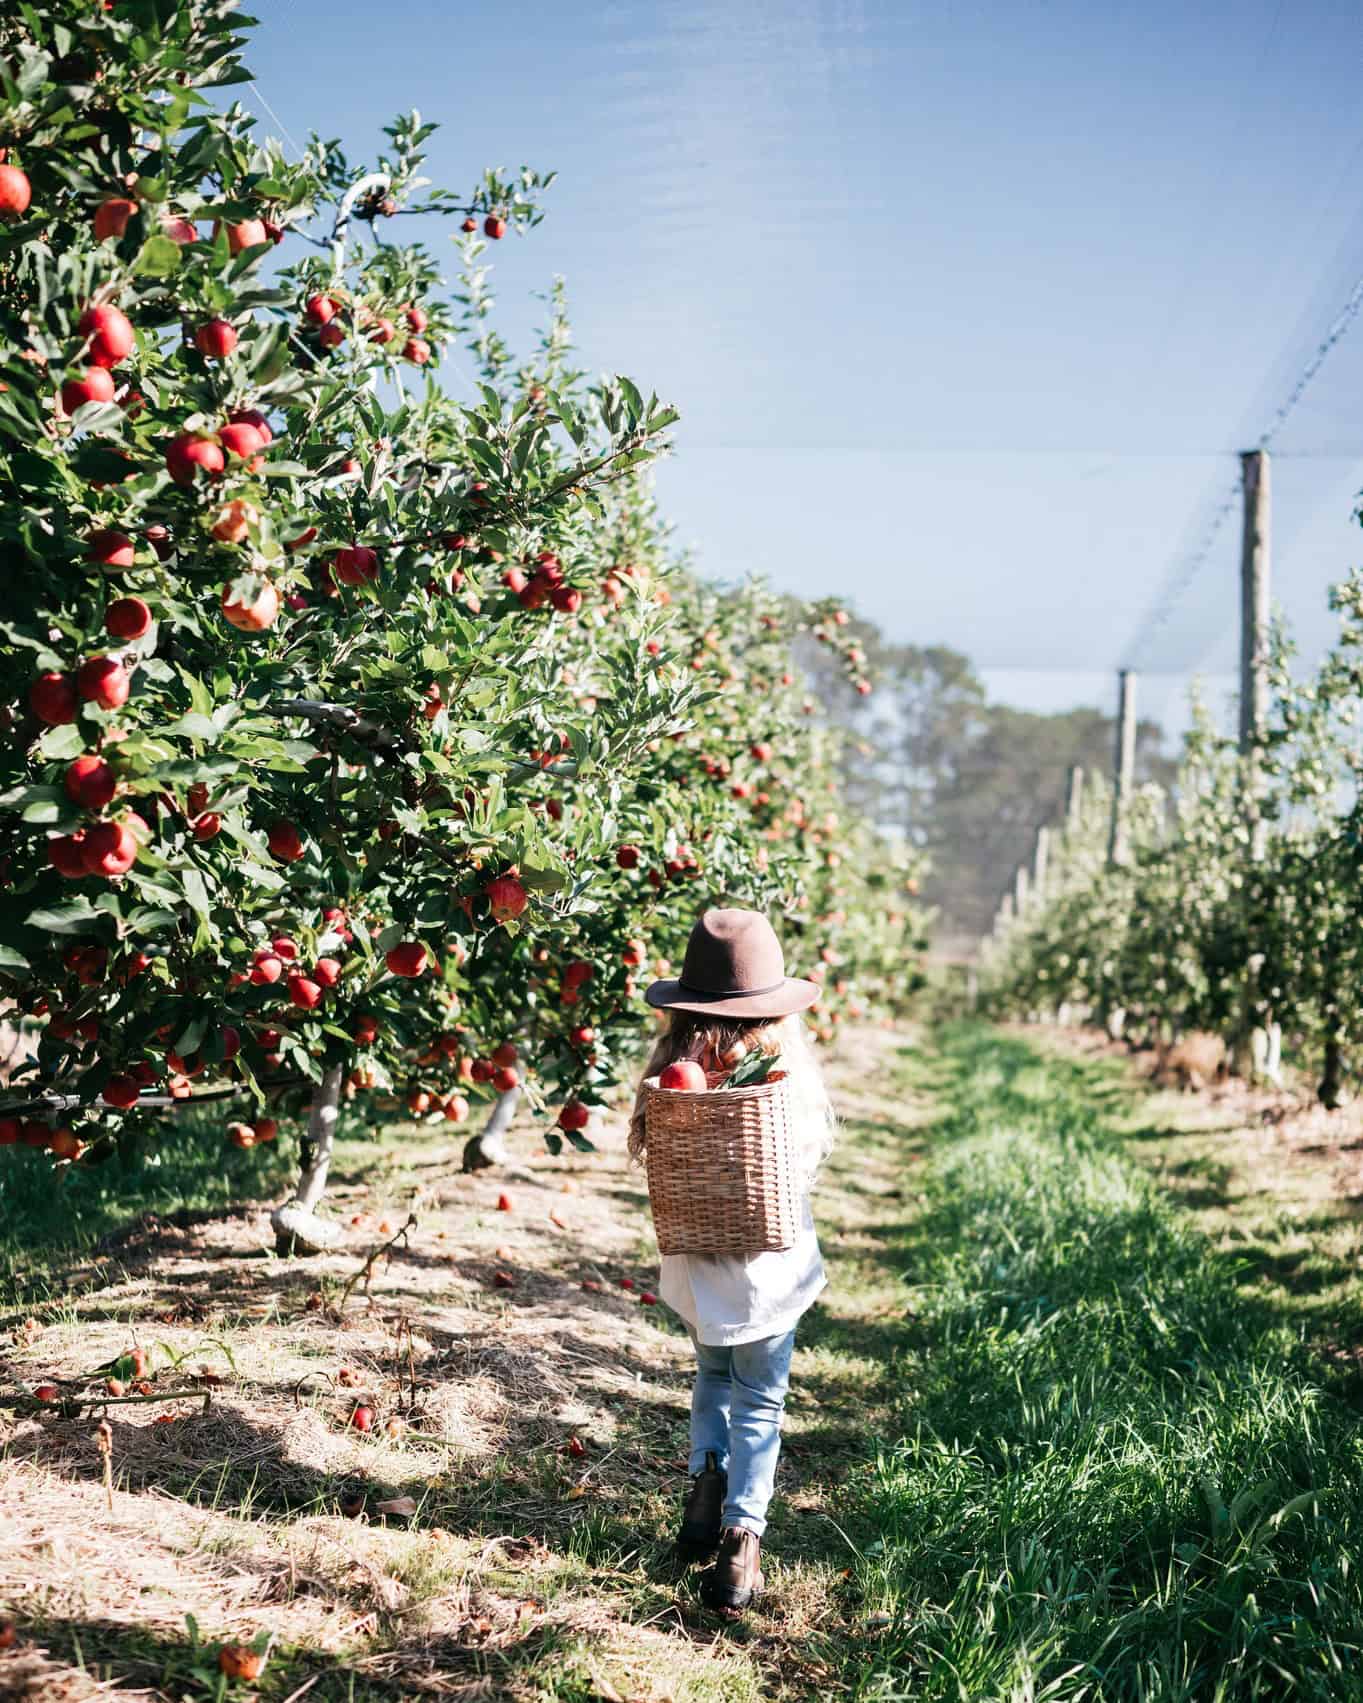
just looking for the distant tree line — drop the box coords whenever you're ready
[800,620,1174,941]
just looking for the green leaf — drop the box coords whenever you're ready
[544,1131,564,1156]
[618,375,644,420]
[133,234,183,278]
[719,1049,781,1089]
[25,900,100,935]
[565,1129,597,1153]
[238,861,286,890]
[36,723,83,760]
[0,944,31,970]
[174,1015,208,1057]
[165,713,219,742]
[125,873,184,907]
[518,864,566,893]
[182,866,212,921]
[124,907,178,934]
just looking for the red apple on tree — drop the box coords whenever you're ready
[29,673,78,726]
[83,821,138,877]
[60,367,115,414]
[86,527,136,568]
[0,163,32,216]
[486,874,528,922]
[165,433,224,484]
[249,953,283,985]
[76,656,130,710]
[105,597,152,641]
[102,1074,141,1109]
[93,196,137,240]
[219,421,265,459]
[227,406,273,445]
[65,754,117,810]
[385,941,428,977]
[78,303,134,368]
[332,546,379,586]
[221,578,280,631]
[48,832,89,878]
[194,319,238,359]
[267,820,305,862]
[221,217,267,253]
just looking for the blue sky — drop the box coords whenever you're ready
[243,0,1363,739]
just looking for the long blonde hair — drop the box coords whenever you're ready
[628,1010,836,1182]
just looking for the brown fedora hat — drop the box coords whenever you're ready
[644,908,819,1019]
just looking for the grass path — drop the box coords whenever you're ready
[3,1024,1363,1700]
[854,1026,1363,1701]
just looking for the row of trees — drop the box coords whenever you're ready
[985,544,1363,1106]
[0,0,926,1246]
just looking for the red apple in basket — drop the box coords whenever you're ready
[658,1060,706,1092]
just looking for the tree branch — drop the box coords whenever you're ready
[275,698,407,751]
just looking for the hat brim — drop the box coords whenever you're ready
[643,976,821,1019]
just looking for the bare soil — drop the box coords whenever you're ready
[0,1024,922,1703]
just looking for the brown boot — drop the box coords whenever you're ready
[700,1526,764,1615]
[677,1450,726,1561]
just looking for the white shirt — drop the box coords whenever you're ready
[658,1191,826,1346]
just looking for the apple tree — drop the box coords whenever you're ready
[0,0,926,1251]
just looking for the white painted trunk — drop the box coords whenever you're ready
[270,1065,344,1254]
[461,1086,519,1173]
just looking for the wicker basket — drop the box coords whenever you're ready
[642,1071,802,1255]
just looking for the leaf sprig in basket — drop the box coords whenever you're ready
[718,1049,782,1090]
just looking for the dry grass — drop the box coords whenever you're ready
[0,1023,921,1702]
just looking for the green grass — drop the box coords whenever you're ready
[0,1108,289,1280]
[848,1026,1363,1701]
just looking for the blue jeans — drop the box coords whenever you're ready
[688,1329,797,1537]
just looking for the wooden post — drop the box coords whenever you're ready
[1032,825,1050,901]
[1065,764,1084,833]
[1107,670,1138,866]
[1239,449,1270,859]
[1238,450,1271,750]
[1237,448,1283,1083]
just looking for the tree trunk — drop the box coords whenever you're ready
[462,1086,520,1173]
[271,1065,344,1254]
[1319,1024,1348,1110]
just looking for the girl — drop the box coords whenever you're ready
[630,907,835,1616]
